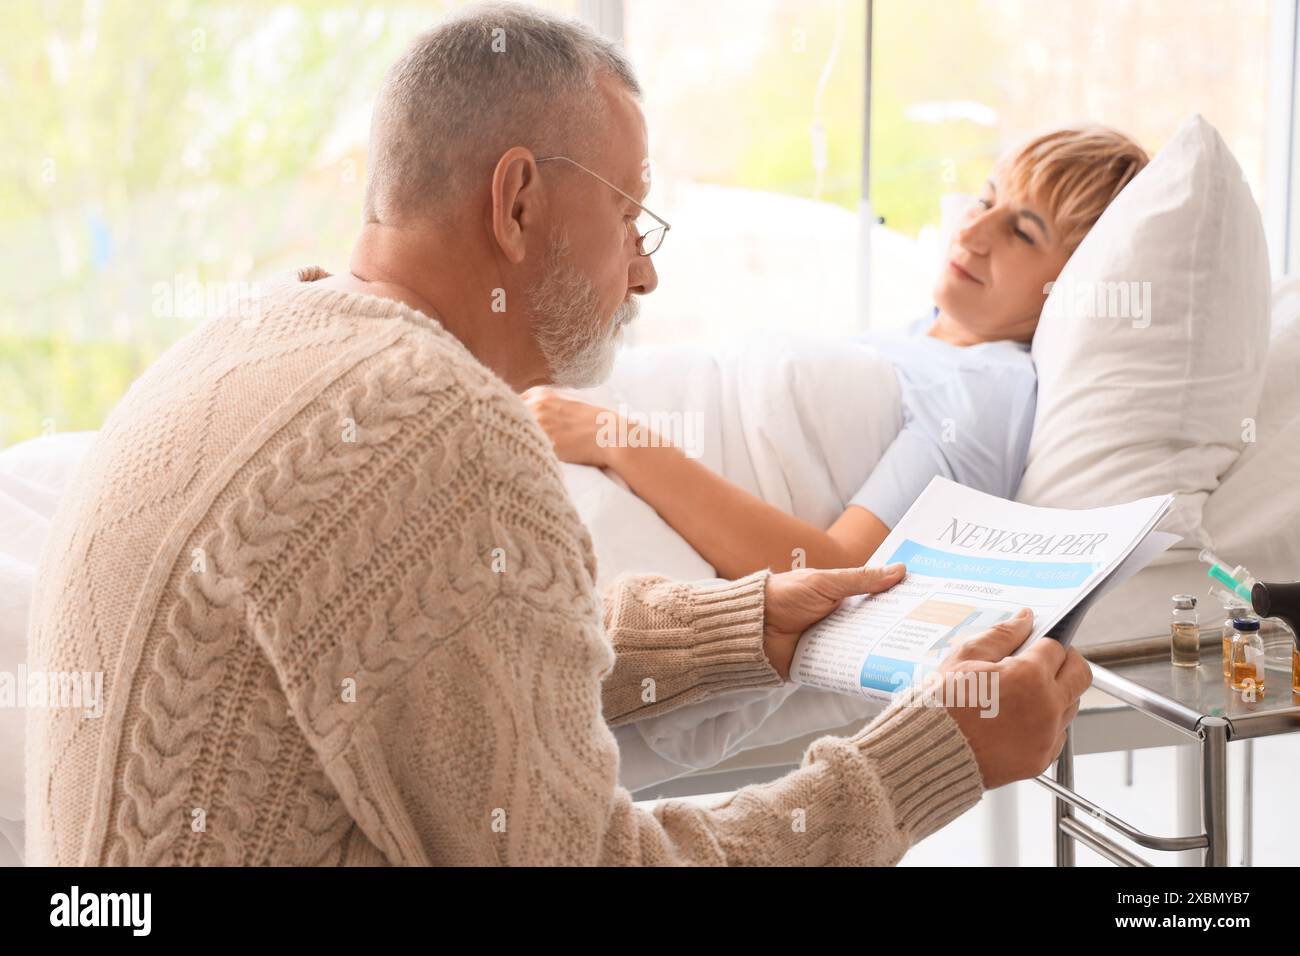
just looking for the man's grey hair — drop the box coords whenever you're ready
[364,1,641,225]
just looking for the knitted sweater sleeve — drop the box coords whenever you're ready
[251,354,985,865]
[598,570,785,725]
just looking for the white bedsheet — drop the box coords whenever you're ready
[3,300,1297,851]
[564,336,905,596]
[557,337,906,781]
[0,430,98,866]
[564,289,1300,787]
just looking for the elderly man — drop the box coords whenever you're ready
[26,1,1088,865]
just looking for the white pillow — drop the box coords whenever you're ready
[1200,276,1300,575]
[1016,114,1271,543]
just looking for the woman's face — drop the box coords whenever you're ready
[932,174,1073,343]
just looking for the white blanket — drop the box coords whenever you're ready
[556,336,907,785]
[5,313,1297,825]
[0,431,98,865]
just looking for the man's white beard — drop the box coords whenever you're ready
[529,228,638,388]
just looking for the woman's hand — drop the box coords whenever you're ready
[522,387,615,468]
[762,563,907,680]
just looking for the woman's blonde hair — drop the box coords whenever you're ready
[996,125,1149,250]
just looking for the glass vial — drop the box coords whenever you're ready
[1170,594,1200,667]
[1221,600,1249,680]
[1229,618,1266,695]
[1292,640,1299,696]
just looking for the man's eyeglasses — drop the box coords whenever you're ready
[534,155,671,257]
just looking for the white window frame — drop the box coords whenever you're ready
[593,0,1299,316]
[1269,0,1300,277]
[579,0,623,39]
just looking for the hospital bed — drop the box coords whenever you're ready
[627,621,1300,868]
[2,116,1297,867]
[598,120,1300,866]
[614,241,1300,865]
[2,276,1293,867]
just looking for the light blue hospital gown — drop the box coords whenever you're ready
[613,314,1039,783]
[848,312,1037,527]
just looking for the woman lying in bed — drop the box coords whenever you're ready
[525,126,1148,578]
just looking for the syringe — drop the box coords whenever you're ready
[1198,548,1256,603]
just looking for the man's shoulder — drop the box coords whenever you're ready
[349,326,587,546]
[358,322,555,471]
[301,324,599,640]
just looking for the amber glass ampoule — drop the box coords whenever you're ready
[1229,618,1265,696]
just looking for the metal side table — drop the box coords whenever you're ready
[1043,623,1300,866]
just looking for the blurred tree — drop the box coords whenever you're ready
[0,0,453,443]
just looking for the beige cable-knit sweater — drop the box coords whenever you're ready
[25,270,985,866]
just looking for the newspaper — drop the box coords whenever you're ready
[790,477,1178,700]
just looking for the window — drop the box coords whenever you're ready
[1,0,1288,446]
[620,0,867,347]
[0,0,575,447]
[868,0,1277,328]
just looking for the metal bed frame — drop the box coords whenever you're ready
[632,623,1300,866]
[1044,623,1299,866]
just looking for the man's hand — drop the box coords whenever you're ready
[931,609,1092,790]
[522,387,614,467]
[762,563,907,680]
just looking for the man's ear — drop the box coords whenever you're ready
[491,147,541,265]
